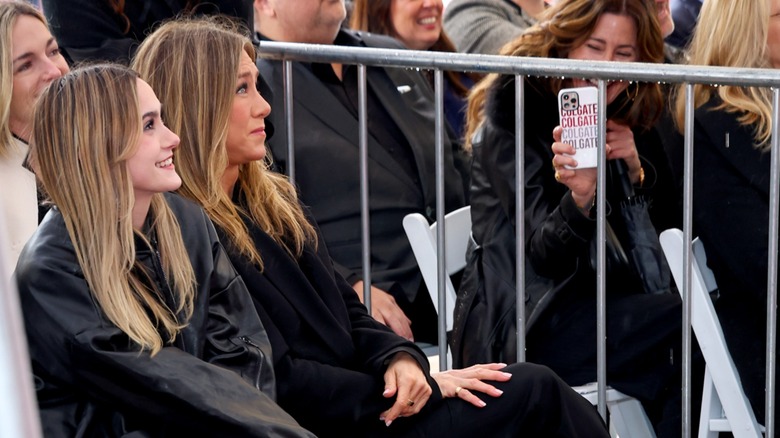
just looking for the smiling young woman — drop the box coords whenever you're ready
[15,63,313,437]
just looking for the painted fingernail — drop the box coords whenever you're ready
[495,389,504,395]
[382,388,391,396]
[385,420,393,427]
[501,372,512,378]
[479,400,487,407]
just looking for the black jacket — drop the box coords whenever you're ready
[452,75,680,367]
[258,29,467,311]
[43,0,253,64]
[16,193,312,437]
[220,193,440,437]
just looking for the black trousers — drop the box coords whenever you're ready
[527,292,687,438]
[357,362,608,438]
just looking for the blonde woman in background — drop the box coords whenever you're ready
[15,63,312,437]
[0,1,67,270]
[672,0,780,426]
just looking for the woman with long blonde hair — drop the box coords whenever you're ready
[15,63,312,437]
[0,1,68,270]
[133,18,610,438]
[454,0,686,435]
[672,0,780,426]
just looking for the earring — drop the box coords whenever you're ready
[625,82,639,101]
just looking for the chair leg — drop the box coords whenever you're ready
[607,397,656,438]
[699,368,721,438]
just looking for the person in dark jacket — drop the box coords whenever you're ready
[41,0,253,64]
[454,0,686,435]
[255,0,469,345]
[15,63,312,437]
[349,0,479,141]
[671,0,777,426]
[133,18,611,438]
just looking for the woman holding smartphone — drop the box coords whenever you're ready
[454,0,686,435]
[16,63,312,437]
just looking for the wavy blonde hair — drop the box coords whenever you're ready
[132,19,315,267]
[674,0,774,149]
[464,0,664,151]
[0,1,47,158]
[31,64,196,355]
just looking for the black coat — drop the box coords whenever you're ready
[42,0,253,64]
[452,75,681,381]
[678,95,776,424]
[258,30,467,318]
[221,194,615,438]
[16,193,312,437]
[220,196,440,437]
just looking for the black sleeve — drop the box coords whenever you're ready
[17,242,313,437]
[43,0,136,63]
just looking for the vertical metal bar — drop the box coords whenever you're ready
[358,64,372,314]
[283,60,295,184]
[681,83,695,438]
[515,74,526,363]
[596,80,607,420]
[765,88,780,438]
[434,69,448,370]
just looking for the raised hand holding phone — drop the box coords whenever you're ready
[558,87,599,169]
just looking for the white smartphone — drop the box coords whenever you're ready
[558,87,599,169]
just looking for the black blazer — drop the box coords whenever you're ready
[219,201,440,437]
[257,29,467,305]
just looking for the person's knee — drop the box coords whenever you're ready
[503,362,566,395]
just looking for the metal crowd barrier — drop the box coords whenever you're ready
[258,41,780,437]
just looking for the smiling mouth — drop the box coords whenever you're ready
[418,17,437,25]
[155,157,173,168]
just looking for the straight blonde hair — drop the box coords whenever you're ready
[674,0,773,149]
[31,64,196,355]
[0,1,47,158]
[133,19,315,267]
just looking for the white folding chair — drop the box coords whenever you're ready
[402,206,471,370]
[660,228,765,437]
[403,207,655,438]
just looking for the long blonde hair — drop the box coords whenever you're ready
[132,19,315,267]
[674,0,773,149]
[464,0,664,150]
[31,64,196,355]
[0,1,47,158]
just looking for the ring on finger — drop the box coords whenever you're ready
[455,386,463,395]
[406,399,415,407]
[554,171,562,182]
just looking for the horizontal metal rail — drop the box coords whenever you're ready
[258,40,780,87]
[259,41,779,436]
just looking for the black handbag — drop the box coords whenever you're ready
[609,159,673,295]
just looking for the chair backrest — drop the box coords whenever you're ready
[659,228,763,437]
[402,206,471,331]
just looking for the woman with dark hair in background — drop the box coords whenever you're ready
[350,0,479,140]
[456,0,686,435]
[133,17,610,438]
